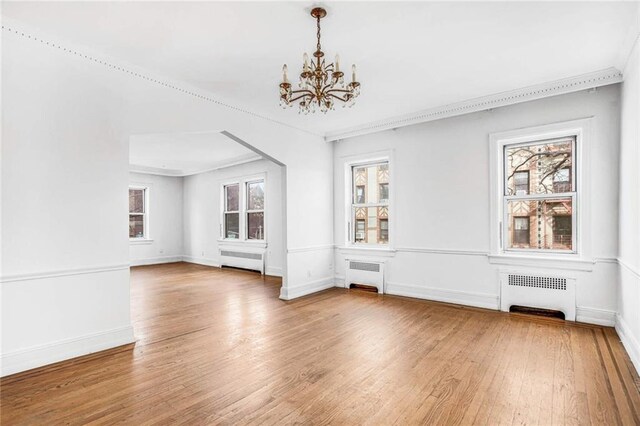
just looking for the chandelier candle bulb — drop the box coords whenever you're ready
[278,7,361,113]
[352,64,356,82]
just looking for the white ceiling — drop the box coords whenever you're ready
[3,2,638,136]
[129,132,261,176]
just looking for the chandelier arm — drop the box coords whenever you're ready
[327,93,351,102]
[326,88,354,94]
[288,93,315,103]
[321,84,333,93]
[290,89,315,95]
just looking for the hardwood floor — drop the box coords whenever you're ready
[2,262,640,425]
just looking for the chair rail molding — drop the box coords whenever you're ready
[0,263,130,283]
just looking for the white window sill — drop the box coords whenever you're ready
[218,239,267,249]
[130,238,153,245]
[337,245,397,258]
[488,253,594,272]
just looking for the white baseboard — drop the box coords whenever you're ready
[181,256,221,268]
[280,276,335,300]
[616,314,640,375]
[576,306,616,326]
[334,274,346,287]
[385,281,500,310]
[130,255,183,267]
[266,266,283,277]
[1,325,135,377]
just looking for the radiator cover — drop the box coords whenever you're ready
[345,260,385,294]
[500,272,576,321]
[220,249,265,274]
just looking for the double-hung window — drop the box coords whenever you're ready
[129,186,148,239]
[222,178,265,241]
[350,161,390,245]
[503,137,576,252]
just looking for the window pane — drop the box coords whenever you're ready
[129,189,144,213]
[247,212,264,240]
[505,139,574,195]
[247,181,264,210]
[507,198,573,250]
[129,214,144,238]
[225,212,240,239]
[225,184,239,212]
[353,206,389,245]
[352,162,389,204]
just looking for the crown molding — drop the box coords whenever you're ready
[2,17,626,145]
[325,67,623,142]
[1,17,318,138]
[129,153,262,177]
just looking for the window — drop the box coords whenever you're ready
[246,180,265,240]
[504,137,576,252]
[129,187,147,239]
[355,219,366,242]
[553,167,571,193]
[513,171,529,195]
[224,184,240,239]
[351,161,389,245]
[222,178,265,241]
[553,215,572,248]
[355,185,365,204]
[379,183,389,202]
[512,217,530,246]
[379,218,389,242]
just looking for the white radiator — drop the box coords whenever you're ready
[500,272,576,321]
[345,260,385,294]
[220,250,265,274]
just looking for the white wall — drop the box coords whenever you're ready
[129,172,184,266]
[1,25,134,375]
[182,160,284,276]
[334,85,622,324]
[1,19,333,375]
[616,32,640,371]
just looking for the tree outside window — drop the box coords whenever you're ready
[504,138,575,251]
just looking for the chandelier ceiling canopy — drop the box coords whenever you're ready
[279,7,360,114]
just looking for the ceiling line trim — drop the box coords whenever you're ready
[325,67,623,142]
[129,154,263,177]
[1,20,319,138]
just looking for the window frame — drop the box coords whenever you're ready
[129,185,149,241]
[489,118,592,262]
[220,174,266,243]
[344,152,394,249]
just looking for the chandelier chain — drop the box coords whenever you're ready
[316,15,321,54]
